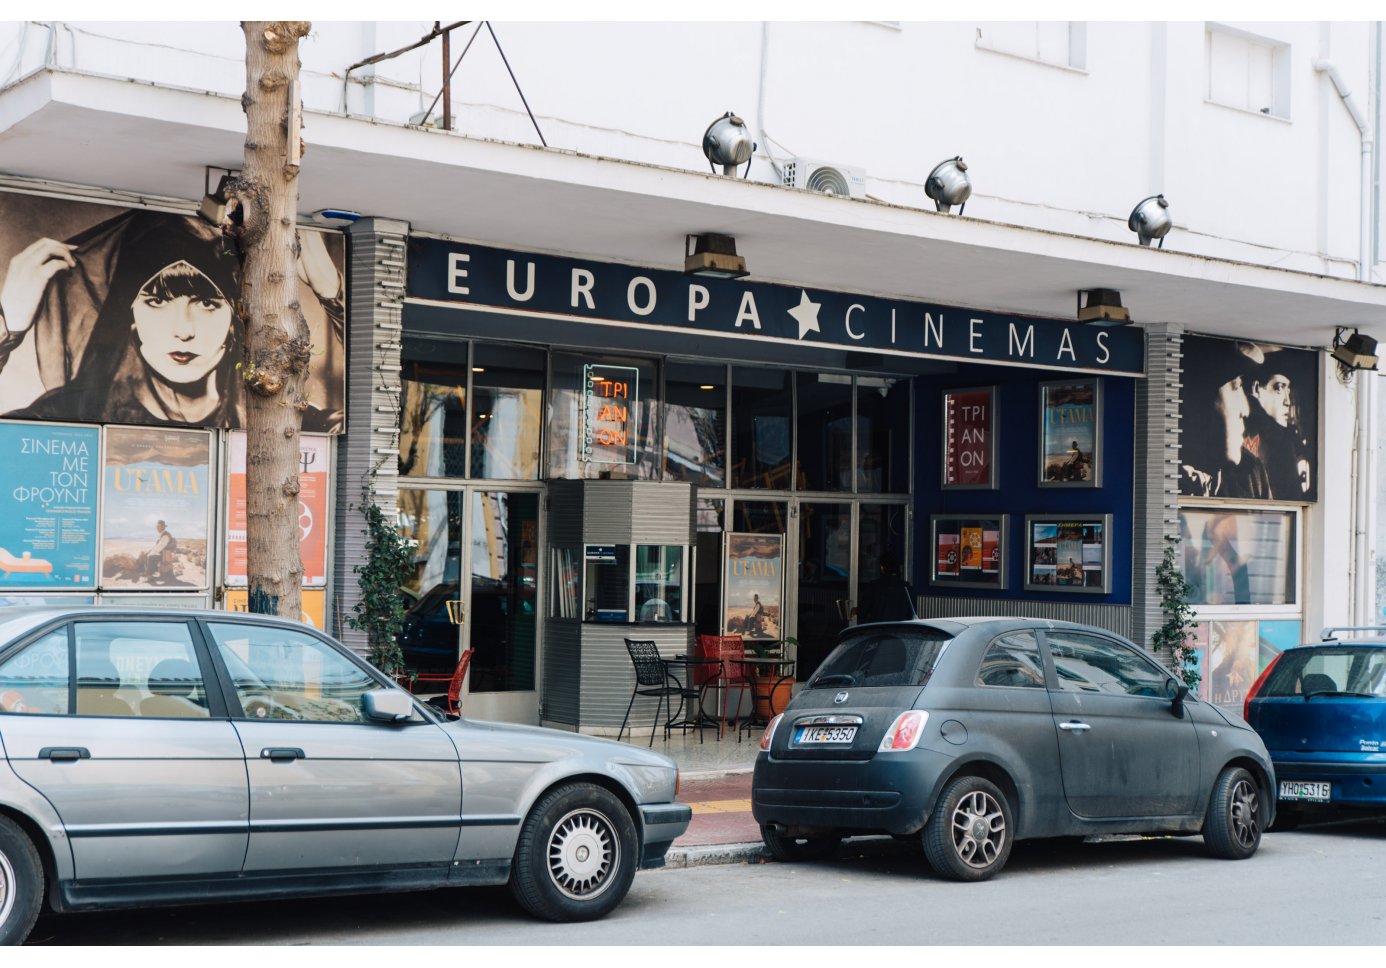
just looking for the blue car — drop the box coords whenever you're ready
[1243,630,1386,825]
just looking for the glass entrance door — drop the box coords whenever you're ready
[792,502,853,680]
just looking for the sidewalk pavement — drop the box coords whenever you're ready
[663,768,767,869]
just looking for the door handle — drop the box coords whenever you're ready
[38,747,90,761]
[260,747,306,761]
[1058,721,1091,732]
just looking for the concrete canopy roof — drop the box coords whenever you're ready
[3,68,1384,352]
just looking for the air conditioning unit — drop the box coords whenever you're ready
[782,158,867,198]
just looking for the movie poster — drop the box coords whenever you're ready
[930,516,1006,589]
[1179,335,1318,502]
[0,190,345,433]
[0,422,100,589]
[1025,516,1109,593]
[724,533,782,640]
[1039,379,1100,486]
[101,426,211,590]
[1191,619,1302,710]
[225,587,326,630]
[226,433,330,587]
[942,387,995,488]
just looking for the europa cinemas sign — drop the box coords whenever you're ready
[407,239,1145,376]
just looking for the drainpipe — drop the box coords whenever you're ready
[757,22,782,181]
[1315,56,1378,625]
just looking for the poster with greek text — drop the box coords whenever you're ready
[226,432,330,587]
[724,533,782,640]
[101,426,211,590]
[1025,516,1110,593]
[942,387,995,488]
[0,422,99,589]
[1039,379,1101,486]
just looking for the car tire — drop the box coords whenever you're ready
[760,825,840,862]
[923,775,1013,882]
[509,783,637,922]
[1203,766,1263,860]
[0,815,43,946]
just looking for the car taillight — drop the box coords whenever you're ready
[1244,654,1283,721]
[674,769,680,799]
[759,714,783,751]
[878,711,929,752]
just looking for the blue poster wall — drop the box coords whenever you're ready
[0,422,100,589]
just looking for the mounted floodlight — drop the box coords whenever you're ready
[1129,194,1172,247]
[198,167,238,226]
[925,156,971,214]
[1332,329,1379,371]
[685,233,749,280]
[1076,288,1131,325]
[702,112,756,177]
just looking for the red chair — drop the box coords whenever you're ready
[696,634,755,740]
[411,649,474,716]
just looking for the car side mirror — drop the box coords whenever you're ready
[1170,683,1190,717]
[363,688,414,722]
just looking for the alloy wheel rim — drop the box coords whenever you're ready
[951,790,1006,868]
[0,849,14,929]
[546,807,618,901]
[1229,778,1259,848]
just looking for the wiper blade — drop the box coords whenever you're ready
[812,673,856,687]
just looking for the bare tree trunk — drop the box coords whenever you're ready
[229,21,312,619]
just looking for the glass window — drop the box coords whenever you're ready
[1178,508,1296,606]
[731,367,792,489]
[812,626,951,688]
[0,629,69,715]
[857,377,911,493]
[1046,631,1174,698]
[1261,647,1386,698]
[584,545,630,623]
[976,21,1086,70]
[75,621,207,718]
[977,631,1044,688]
[471,343,544,480]
[1206,25,1289,119]
[548,352,658,480]
[468,491,538,693]
[399,340,469,478]
[208,623,389,723]
[397,489,464,677]
[636,545,683,623]
[664,362,726,487]
[796,373,853,491]
[551,547,581,619]
[733,500,788,536]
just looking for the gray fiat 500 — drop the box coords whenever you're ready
[0,607,690,944]
[752,618,1274,880]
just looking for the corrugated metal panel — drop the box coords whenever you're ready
[542,622,583,726]
[918,596,1134,640]
[580,481,635,544]
[631,481,696,543]
[332,218,409,654]
[578,625,694,729]
[1131,324,1183,657]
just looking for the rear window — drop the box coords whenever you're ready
[1262,647,1386,698]
[810,627,951,688]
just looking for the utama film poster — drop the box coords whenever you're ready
[0,422,99,589]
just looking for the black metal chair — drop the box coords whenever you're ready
[619,638,684,747]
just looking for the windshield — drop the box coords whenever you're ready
[1262,647,1386,698]
[810,626,951,688]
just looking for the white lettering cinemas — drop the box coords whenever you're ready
[1008,323,1035,358]
[969,319,984,354]
[628,277,657,316]
[1056,328,1076,362]
[924,312,944,349]
[571,269,596,310]
[734,291,762,329]
[845,304,866,341]
[447,252,471,295]
[505,260,536,302]
[688,284,710,322]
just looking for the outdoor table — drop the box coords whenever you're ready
[662,654,722,739]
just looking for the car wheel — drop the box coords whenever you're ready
[0,816,43,946]
[923,775,1013,882]
[509,783,637,922]
[760,825,840,862]
[1204,767,1262,859]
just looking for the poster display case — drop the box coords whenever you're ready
[930,514,1008,589]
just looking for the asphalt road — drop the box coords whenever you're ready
[25,817,1386,946]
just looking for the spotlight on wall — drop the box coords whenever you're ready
[198,167,238,226]
[684,233,749,279]
[1128,194,1172,247]
[1332,328,1379,371]
[1076,288,1131,325]
[702,112,756,177]
[925,156,971,214]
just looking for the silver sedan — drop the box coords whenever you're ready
[0,607,690,944]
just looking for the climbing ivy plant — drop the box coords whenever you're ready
[1152,537,1201,689]
[349,483,412,677]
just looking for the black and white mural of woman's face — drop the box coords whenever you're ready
[132,262,233,387]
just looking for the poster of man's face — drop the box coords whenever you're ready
[0,190,346,433]
[1179,335,1317,502]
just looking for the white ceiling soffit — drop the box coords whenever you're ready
[2,68,1384,350]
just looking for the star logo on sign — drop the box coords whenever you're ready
[787,290,822,340]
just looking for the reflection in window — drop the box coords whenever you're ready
[1179,508,1296,605]
[0,629,69,715]
[208,624,383,723]
[664,362,726,487]
[796,373,853,491]
[468,491,538,693]
[397,489,464,676]
[471,344,544,480]
[75,622,207,718]
[636,545,684,623]
[399,341,469,478]
[585,545,631,622]
[977,631,1044,688]
[732,367,792,489]
[1047,631,1169,697]
[857,377,911,493]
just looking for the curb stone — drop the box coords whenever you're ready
[662,842,766,868]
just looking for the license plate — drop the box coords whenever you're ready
[795,725,857,744]
[1279,781,1331,802]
